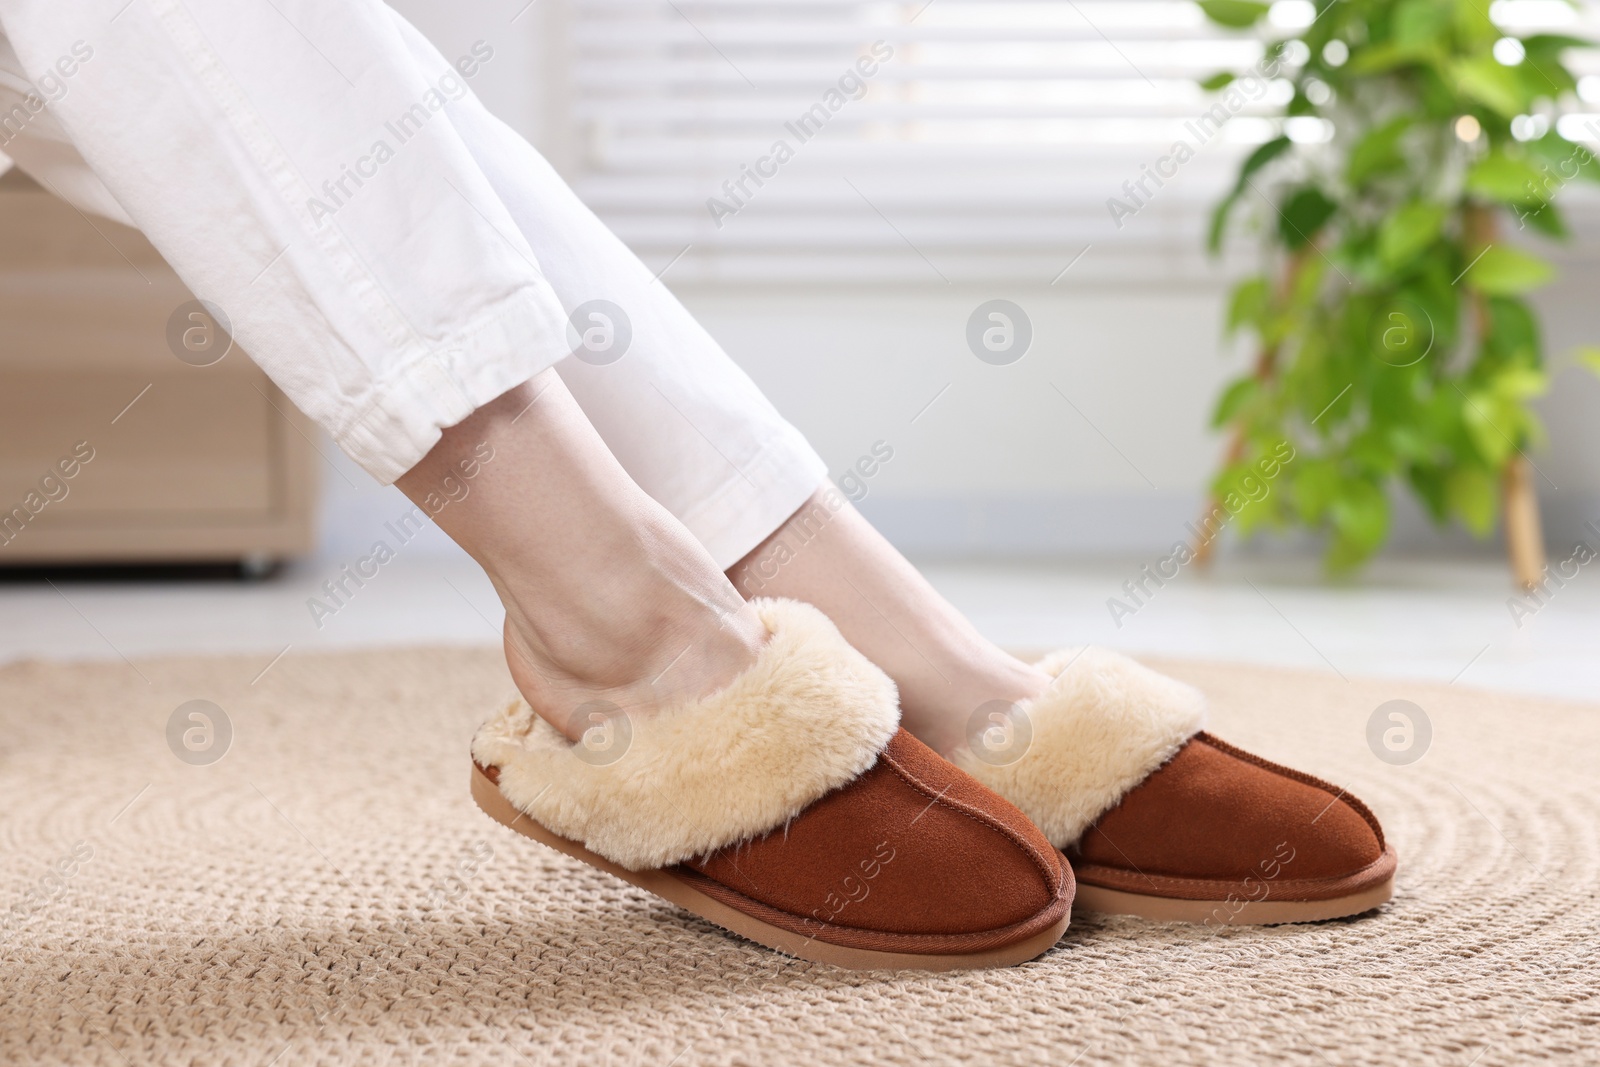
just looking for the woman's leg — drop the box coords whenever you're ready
[380,20,1049,753]
[396,369,764,737]
[0,6,770,733]
[380,14,830,572]
[3,4,1032,751]
[727,490,1051,756]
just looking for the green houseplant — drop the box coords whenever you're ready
[1195,0,1599,583]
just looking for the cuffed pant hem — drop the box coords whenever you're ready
[335,286,569,484]
[678,428,830,572]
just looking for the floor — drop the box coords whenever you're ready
[9,645,1591,1067]
[2,546,1595,705]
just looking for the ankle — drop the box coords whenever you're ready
[897,651,1053,758]
[393,373,770,743]
[500,572,767,742]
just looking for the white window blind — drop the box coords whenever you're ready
[564,0,1600,284]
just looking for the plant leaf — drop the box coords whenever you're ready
[1240,135,1294,182]
[1452,0,1500,49]
[1446,465,1498,537]
[1291,459,1341,523]
[1207,136,1293,253]
[1346,41,1440,75]
[1326,479,1390,571]
[1529,131,1600,185]
[1491,365,1549,402]
[1519,35,1585,98]
[1452,56,1528,117]
[1304,378,1354,430]
[1574,345,1600,376]
[1197,0,1271,29]
[1199,71,1236,91]
[1346,116,1413,186]
[1513,199,1568,239]
[1226,275,1270,334]
[1378,200,1448,271]
[1520,34,1596,54]
[1519,55,1577,99]
[1395,0,1452,44]
[1461,391,1515,465]
[1463,245,1555,294]
[1407,464,1451,523]
[1211,376,1260,428]
[1484,295,1542,364]
[1277,187,1338,249]
[1466,152,1544,202]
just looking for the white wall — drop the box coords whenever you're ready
[382,0,558,150]
[676,282,1226,555]
[324,2,1600,561]
[672,269,1600,558]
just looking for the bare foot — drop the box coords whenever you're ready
[727,486,1051,756]
[398,370,766,741]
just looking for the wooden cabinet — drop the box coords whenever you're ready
[0,167,317,569]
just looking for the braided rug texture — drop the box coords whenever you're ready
[0,647,1595,1066]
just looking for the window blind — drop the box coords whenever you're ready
[564,0,1600,284]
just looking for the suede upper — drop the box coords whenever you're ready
[687,729,1071,944]
[1071,733,1392,899]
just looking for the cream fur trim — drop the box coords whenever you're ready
[952,647,1206,849]
[472,598,900,871]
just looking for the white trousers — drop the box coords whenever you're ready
[0,0,825,568]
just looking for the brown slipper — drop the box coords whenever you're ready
[471,599,1073,970]
[953,648,1397,925]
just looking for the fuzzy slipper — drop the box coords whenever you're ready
[470,599,1072,970]
[952,648,1397,925]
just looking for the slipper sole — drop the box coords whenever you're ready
[1070,848,1398,925]
[471,764,1070,971]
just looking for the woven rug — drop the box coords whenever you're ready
[1,647,1595,1066]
